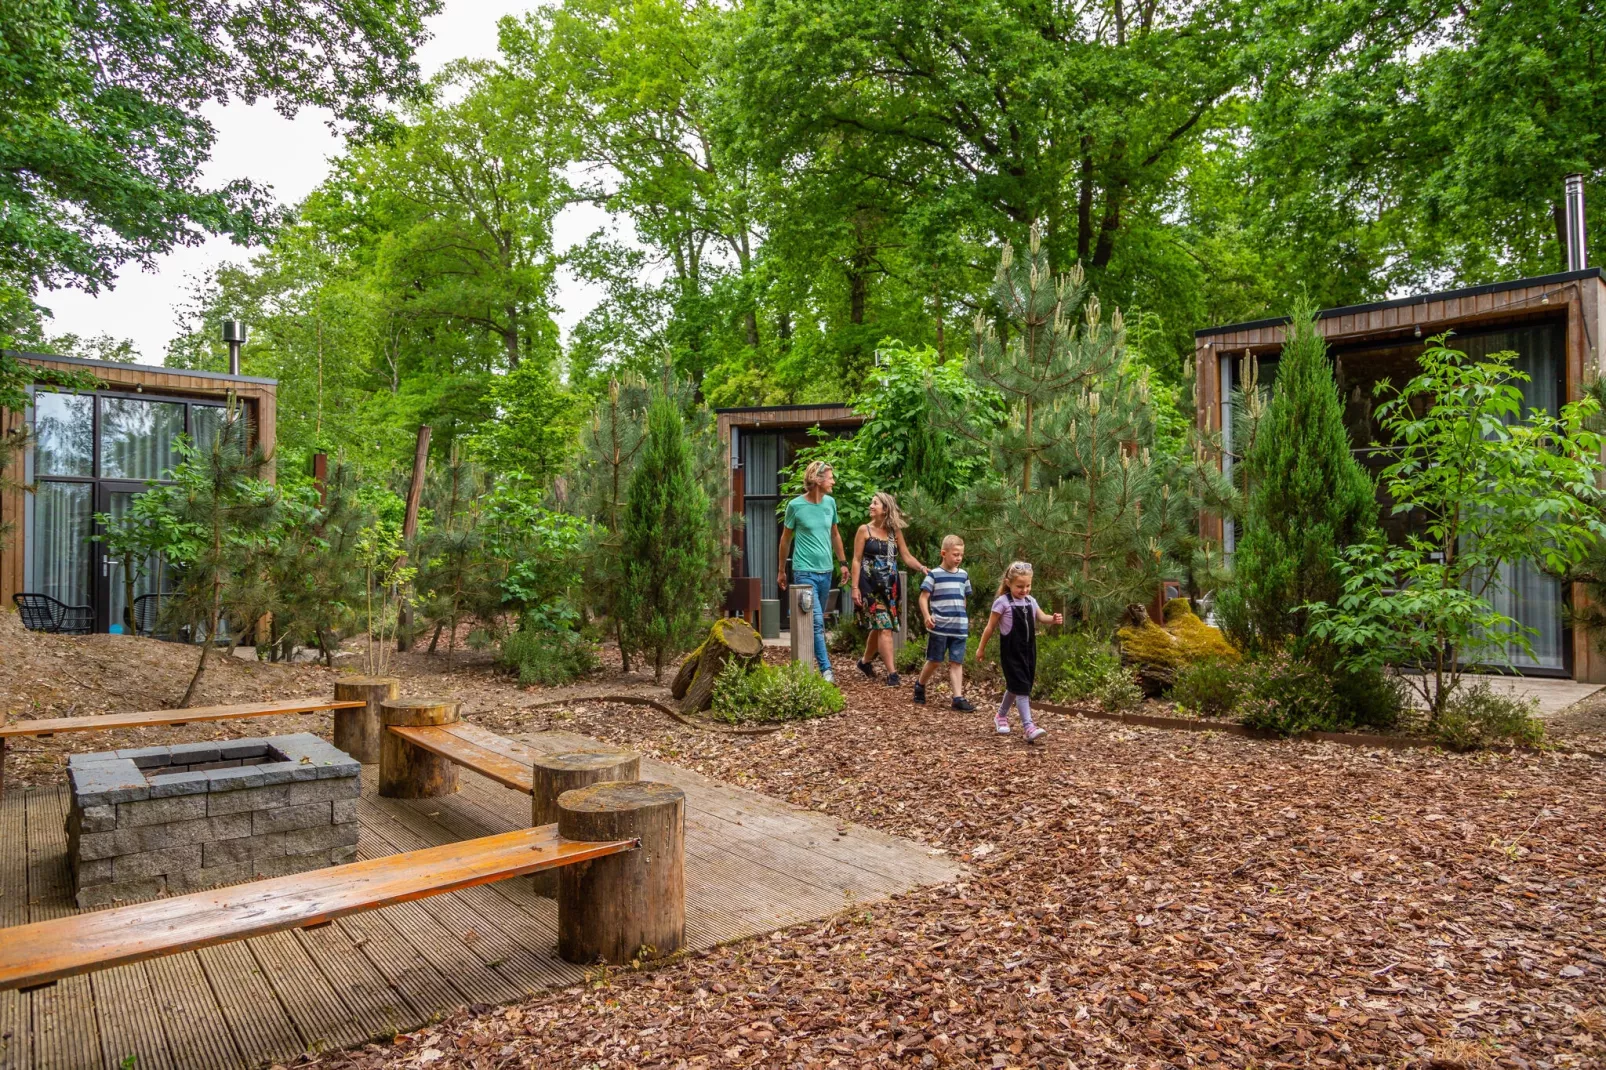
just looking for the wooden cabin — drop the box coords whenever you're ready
[1194,267,1606,683]
[0,352,277,634]
[715,404,863,628]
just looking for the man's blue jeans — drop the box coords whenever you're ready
[793,570,834,674]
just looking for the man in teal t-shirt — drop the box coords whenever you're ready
[778,461,849,681]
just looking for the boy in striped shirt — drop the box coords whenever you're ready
[914,535,976,710]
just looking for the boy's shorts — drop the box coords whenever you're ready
[925,633,967,664]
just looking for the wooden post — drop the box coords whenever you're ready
[378,698,459,798]
[333,677,398,764]
[397,425,431,652]
[312,452,328,507]
[788,584,816,673]
[894,569,909,653]
[529,750,640,896]
[557,781,684,965]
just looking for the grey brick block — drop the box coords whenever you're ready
[252,801,332,836]
[78,803,117,832]
[76,830,129,861]
[74,857,115,886]
[147,770,212,798]
[330,798,358,824]
[117,794,208,827]
[77,876,165,908]
[256,762,303,787]
[166,812,254,847]
[166,742,221,765]
[261,822,357,857]
[207,784,290,816]
[202,838,256,867]
[168,861,254,893]
[114,844,202,880]
[208,766,267,791]
[288,777,360,805]
[253,851,337,880]
[115,745,177,769]
[218,742,270,761]
[68,759,150,807]
[329,845,358,865]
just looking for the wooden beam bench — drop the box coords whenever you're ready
[0,698,367,794]
[379,702,641,898]
[0,775,688,990]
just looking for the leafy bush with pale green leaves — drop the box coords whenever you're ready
[710,660,844,723]
[1040,630,1122,702]
[1433,683,1544,751]
[498,624,600,686]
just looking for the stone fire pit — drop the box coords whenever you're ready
[66,733,360,907]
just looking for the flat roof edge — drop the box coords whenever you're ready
[7,350,278,386]
[714,403,858,415]
[1195,267,1605,340]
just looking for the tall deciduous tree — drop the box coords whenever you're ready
[1216,299,1377,651]
[617,392,725,678]
[1,0,440,301]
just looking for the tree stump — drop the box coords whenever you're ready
[333,677,398,764]
[530,749,640,896]
[671,617,764,714]
[379,698,460,799]
[557,780,685,965]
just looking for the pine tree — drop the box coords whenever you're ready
[617,392,725,678]
[940,223,1231,624]
[1217,298,1377,650]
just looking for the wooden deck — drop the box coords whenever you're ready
[0,731,960,1070]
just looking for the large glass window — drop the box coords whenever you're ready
[99,397,186,479]
[27,390,252,633]
[32,392,94,477]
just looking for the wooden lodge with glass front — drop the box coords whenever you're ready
[1194,267,1606,684]
[0,352,277,635]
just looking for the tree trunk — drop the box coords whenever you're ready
[530,749,640,897]
[334,676,399,764]
[557,780,685,965]
[671,617,764,714]
[378,698,460,798]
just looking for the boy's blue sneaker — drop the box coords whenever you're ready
[951,696,975,712]
[912,682,926,705]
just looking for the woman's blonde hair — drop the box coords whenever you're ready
[869,490,907,531]
[803,460,834,491]
[996,560,1033,595]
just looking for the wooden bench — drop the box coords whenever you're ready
[0,698,367,794]
[0,823,638,993]
[387,720,543,794]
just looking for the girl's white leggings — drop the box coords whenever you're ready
[997,691,1033,724]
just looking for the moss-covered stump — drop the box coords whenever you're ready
[671,617,764,714]
[1117,600,1237,695]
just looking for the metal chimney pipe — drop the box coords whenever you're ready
[1564,173,1588,272]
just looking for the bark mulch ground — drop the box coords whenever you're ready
[311,672,1606,1070]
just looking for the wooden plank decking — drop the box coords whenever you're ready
[0,730,960,1070]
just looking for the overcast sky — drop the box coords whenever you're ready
[38,2,611,365]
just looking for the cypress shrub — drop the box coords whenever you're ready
[1218,298,1377,650]
[618,392,724,678]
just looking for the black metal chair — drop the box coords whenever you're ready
[130,593,171,638]
[12,593,94,635]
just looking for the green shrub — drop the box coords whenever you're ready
[895,635,927,673]
[1237,653,1344,735]
[1094,666,1144,712]
[1433,683,1545,751]
[1329,662,1405,731]
[710,660,845,724]
[1170,658,1242,718]
[828,612,867,656]
[1040,630,1122,702]
[498,626,600,686]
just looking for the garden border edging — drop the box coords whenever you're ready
[1032,701,1606,759]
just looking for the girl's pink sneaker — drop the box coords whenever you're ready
[1024,724,1047,744]
[994,712,1011,734]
